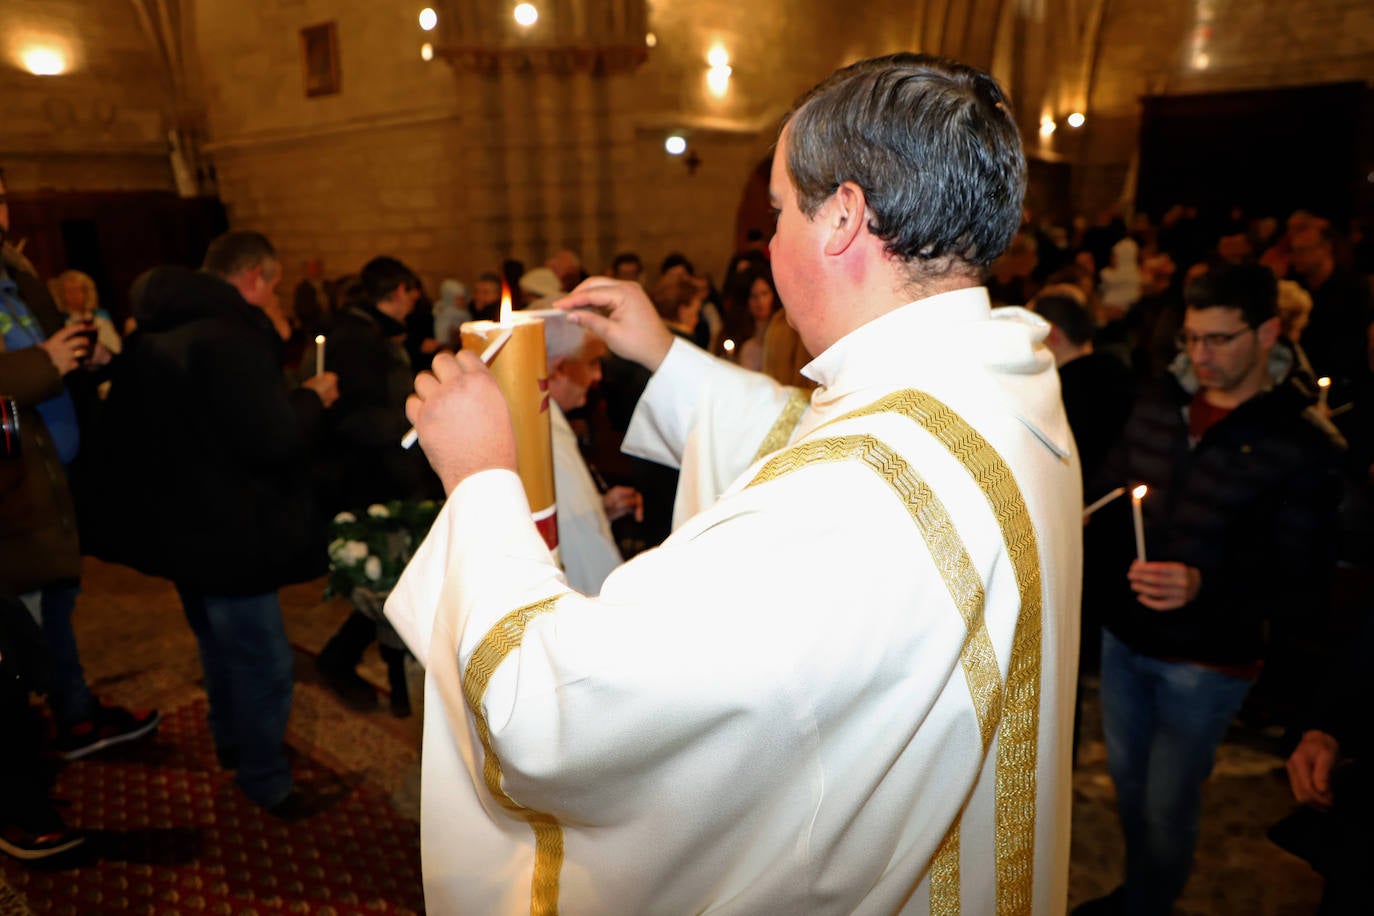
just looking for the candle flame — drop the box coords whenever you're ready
[722,338,735,352]
[314,334,325,345]
[1132,484,1148,499]
[1317,376,1331,389]
[500,279,514,324]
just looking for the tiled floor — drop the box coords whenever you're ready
[2,558,1328,913]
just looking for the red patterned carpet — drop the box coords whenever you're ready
[0,700,423,915]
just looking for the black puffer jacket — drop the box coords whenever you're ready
[1087,353,1344,666]
[318,303,439,513]
[86,266,327,596]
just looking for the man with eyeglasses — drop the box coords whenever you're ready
[1075,262,1344,916]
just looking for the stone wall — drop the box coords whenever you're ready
[195,0,463,290]
[177,0,1374,293]
[0,0,174,191]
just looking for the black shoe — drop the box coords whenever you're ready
[1071,887,1126,916]
[315,656,379,711]
[57,705,161,761]
[265,784,351,822]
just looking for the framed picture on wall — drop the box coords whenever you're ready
[300,22,340,98]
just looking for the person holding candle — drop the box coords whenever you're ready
[87,231,344,819]
[390,54,1082,915]
[314,255,437,716]
[1077,262,1345,916]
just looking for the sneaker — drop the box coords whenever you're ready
[0,817,86,862]
[57,705,161,761]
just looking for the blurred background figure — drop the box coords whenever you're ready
[432,278,470,351]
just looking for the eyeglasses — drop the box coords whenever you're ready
[1175,327,1254,350]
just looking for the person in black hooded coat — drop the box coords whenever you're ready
[88,232,340,817]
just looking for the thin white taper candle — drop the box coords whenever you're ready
[1131,484,1148,562]
[1082,487,1126,519]
[400,327,514,450]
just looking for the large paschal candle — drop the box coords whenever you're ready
[459,285,558,556]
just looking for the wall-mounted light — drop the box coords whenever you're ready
[1067,112,1086,128]
[645,33,657,48]
[421,42,434,61]
[418,8,438,31]
[706,45,732,98]
[1039,115,1056,138]
[514,3,539,27]
[665,135,687,156]
[21,46,67,76]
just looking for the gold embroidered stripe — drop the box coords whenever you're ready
[751,387,811,464]
[462,594,570,916]
[750,433,1004,916]
[829,390,1044,916]
[929,822,961,916]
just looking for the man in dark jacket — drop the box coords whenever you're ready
[314,256,437,716]
[1075,263,1344,915]
[95,231,338,817]
[0,167,160,761]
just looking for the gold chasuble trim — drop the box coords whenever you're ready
[751,387,811,464]
[462,594,571,916]
[749,433,1002,916]
[825,390,1044,916]
[929,823,961,916]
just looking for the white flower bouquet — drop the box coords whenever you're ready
[325,499,442,600]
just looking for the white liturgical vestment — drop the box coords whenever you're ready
[386,287,1083,915]
[549,401,622,595]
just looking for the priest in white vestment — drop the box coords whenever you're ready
[389,52,1082,915]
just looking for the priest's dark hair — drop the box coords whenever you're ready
[781,53,1026,282]
[202,230,278,281]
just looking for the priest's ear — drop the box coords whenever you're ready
[824,181,868,257]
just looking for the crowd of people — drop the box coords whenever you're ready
[0,49,1370,916]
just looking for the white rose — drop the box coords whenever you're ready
[333,511,357,524]
[367,504,390,518]
[364,555,382,581]
[341,540,369,564]
[327,538,346,560]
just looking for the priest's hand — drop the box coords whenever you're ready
[407,350,517,494]
[555,277,674,372]
[1127,560,1201,611]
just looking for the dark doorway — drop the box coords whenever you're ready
[7,192,227,326]
[1136,81,1370,225]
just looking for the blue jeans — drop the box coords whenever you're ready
[33,583,97,728]
[177,587,295,808]
[1100,629,1254,916]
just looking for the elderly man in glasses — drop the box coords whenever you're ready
[1076,261,1344,916]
